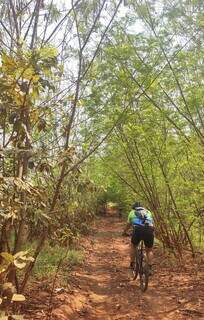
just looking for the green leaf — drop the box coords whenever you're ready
[23,67,35,80]
[39,47,58,59]
[1,252,14,263]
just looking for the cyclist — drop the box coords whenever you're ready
[122,202,154,273]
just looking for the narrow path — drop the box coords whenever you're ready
[51,216,204,320]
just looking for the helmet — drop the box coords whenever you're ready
[132,202,141,209]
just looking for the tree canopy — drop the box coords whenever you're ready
[0,0,203,315]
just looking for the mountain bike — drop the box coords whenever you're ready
[132,240,149,292]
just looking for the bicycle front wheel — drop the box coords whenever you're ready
[139,262,149,292]
[132,256,139,280]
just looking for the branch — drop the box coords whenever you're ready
[30,0,42,49]
[41,0,54,45]
[81,0,107,52]
[9,0,20,40]
[99,154,141,196]
[82,0,123,79]
[0,20,17,44]
[62,103,129,179]
[143,1,203,140]
[44,0,82,45]
[23,1,38,41]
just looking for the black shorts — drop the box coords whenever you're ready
[131,225,154,248]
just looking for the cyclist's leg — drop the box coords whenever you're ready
[145,247,153,265]
[130,226,141,267]
[143,228,154,266]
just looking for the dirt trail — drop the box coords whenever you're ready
[26,216,204,320]
[50,216,204,320]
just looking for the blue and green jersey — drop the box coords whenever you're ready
[127,207,153,227]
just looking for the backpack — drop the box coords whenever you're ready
[134,207,148,223]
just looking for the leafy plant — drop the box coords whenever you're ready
[0,251,33,315]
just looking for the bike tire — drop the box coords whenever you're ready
[139,263,149,292]
[132,256,139,280]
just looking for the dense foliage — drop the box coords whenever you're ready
[0,0,203,316]
[87,0,204,256]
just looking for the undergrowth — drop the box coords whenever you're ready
[33,245,83,278]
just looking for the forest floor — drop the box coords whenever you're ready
[24,216,204,320]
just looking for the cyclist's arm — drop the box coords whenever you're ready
[145,210,154,227]
[123,210,134,234]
